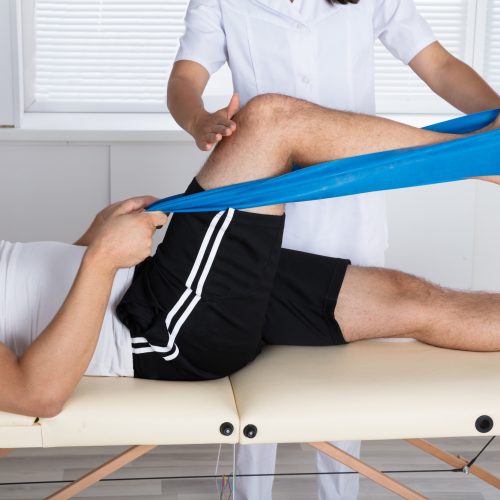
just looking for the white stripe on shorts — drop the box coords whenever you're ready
[133,209,235,364]
[162,209,234,360]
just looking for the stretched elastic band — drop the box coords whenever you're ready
[148,109,500,214]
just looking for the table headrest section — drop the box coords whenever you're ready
[0,423,42,448]
[38,376,239,447]
[0,411,36,427]
[0,412,41,448]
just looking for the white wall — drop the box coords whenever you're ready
[385,180,500,292]
[0,141,207,243]
[0,144,109,242]
[385,182,477,290]
[1,139,500,292]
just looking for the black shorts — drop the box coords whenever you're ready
[117,179,350,381]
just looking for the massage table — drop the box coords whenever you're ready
[1,340,499,499]
[2,111,499,498]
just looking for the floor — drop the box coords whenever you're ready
[0,437,499,499]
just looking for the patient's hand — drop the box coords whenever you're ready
[85,197,167,270]
[75,196,159,246]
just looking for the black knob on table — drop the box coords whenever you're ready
[243,424,258,439]
[220,422,234,436]
[475,415,493,433]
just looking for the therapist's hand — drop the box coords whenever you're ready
[191,93,240,151]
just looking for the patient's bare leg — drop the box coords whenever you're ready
[197,94,500,193]
[193,94,500,351]
[336,266,500,352]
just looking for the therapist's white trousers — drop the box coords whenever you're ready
[235,441,361,500]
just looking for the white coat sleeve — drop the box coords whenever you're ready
[174,0,228,75]
[373,0,437,65]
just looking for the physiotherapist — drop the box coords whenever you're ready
[167,1,500,499]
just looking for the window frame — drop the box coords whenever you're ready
[8,0,500,121]
[0,0,23,127]
[21,0,36,112]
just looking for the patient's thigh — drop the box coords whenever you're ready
[336,266,435,343]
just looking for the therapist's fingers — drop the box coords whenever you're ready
[212,109,236,130]
[217,119,236,134]
[206,132,223,144]
[212,124,231,136]
[193,108,238,151]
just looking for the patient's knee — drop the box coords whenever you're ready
[391,271,448,335]
[389,271,441,307]
[234,94,301,130]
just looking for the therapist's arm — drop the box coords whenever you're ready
[168,60,239,151]
[410,41,500,114]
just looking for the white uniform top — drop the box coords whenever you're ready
[175,0,436,266]
[0,240,134,377]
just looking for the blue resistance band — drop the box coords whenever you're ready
[147,109,499,214]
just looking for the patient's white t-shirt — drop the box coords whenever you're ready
[0,240,134,377]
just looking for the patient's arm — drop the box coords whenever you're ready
[0,198,166,418]
[0,255,116,417]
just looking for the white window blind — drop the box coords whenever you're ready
[32,0,189,111]
[485,0,500,92]
[375,0,471,113]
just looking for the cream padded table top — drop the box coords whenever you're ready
[39,376,239,447]
[230,341,500,444]
[1,341,499,449]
